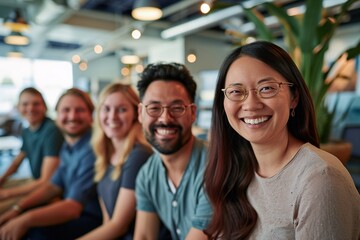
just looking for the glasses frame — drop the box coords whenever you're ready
[142,103,194,118]
[222,81,294,102]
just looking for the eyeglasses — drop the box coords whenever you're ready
[142,103,194,118]
[222,81,294,102]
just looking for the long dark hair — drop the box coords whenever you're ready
[204,41,319,239]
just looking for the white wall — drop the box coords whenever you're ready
[184,34,233,74]
[72,55,121,83]
[148,37,185,64]
[72,54,122,101]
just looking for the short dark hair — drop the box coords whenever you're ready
[19,87,47,110]
[137,62,197,102]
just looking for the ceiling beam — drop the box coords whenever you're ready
[160,0,279,40]
[161,4,246,39]
[160,0,353,40]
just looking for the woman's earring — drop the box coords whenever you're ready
[291,108,295,117]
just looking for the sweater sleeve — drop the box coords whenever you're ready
[294,165,360,240]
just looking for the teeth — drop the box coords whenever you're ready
[157,128,176,135]
[244,117,269,125]
[108,123,120,128]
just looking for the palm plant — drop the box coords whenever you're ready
[239,0,360,143]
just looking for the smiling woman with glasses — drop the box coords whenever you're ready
[204,41,360,240]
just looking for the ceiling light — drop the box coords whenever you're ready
[187,52,197,63]
[72,54,81,64]
[7,51,23,58]
[131,0,163,21]
[200,1,211,14]
[94,44,103,54]
[132,29,142,39]
[121,67,130,76]
[3,9,29,32]
[135,64,144,73]
[79,61,88,71]
[4,31,30,46]
[121,55,140,65]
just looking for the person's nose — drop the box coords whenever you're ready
[28,103,36,112]
[109,109,117,120]
[158,107,174,122]
[242,90,263,111]
[67,109,78,119]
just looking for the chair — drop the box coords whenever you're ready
[0,118,22,137]
[342,124,360,158]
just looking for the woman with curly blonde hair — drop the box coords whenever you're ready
[78,82,152,240]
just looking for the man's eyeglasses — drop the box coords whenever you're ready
[222,82,294,102]
[142,103,194,118]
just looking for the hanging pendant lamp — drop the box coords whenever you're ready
[131,0,163,21]
[4,31,30,46]
[3,9,30,46]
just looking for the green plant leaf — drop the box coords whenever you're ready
[299,0,323,53]
[241,5,274,41]
[264,2,300,59]
[339,0,359,20]
[265,2,299,37]
[316,18,337,54]
[346,41,360,59]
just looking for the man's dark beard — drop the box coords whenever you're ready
[145,124,183,155]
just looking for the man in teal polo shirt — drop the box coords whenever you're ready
[134,62,212,240]
[0,87,63,214]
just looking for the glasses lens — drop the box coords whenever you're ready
[146,103,162,117]
[145,103,188,117]
[169,104,186,117]
[225,86,247,101]
[257,82,279,98]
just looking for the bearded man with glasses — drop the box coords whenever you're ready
[134,62,212,240]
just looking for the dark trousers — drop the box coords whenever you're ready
[23,213,102,240]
